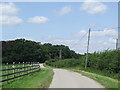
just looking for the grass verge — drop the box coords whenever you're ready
[3,68,54,88]
[45,64,119,89]
[69,67,119,89]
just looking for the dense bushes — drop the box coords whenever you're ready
[88,50,119,73]
[46,49,119,79]
[46,59,81,68]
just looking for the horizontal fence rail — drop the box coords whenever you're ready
[0,62,40,83]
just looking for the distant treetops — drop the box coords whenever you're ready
[2,39,81,64]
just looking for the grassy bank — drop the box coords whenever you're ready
[45,64,119,89]
[3,69,53,88]
[68,67,119,89]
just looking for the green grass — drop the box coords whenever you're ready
[45,64,119,89]
[2,64,39,85]
[69,66,119,80]
[69,67,119,89]
[43,63,55,69]
[3,68,54,88]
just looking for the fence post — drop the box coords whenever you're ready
[27,62,29,74]
[26,62,28,74]
[18,62,20,78]
[33,62,35,72]
[23,62,24,75]
[12,62,15,78]
[38,62,40,71]
[32,62,33,72]
[6,63,8,84]
[33,62,34,72]
[30,62,32,72]
[28,62,29,73]
[29,62,31,72]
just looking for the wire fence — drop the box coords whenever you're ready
[0,62,40,85]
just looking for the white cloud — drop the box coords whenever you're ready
[0,3,23,26]
[73,28,117,37]
[0,3,18,15]
[91,28,117,37]
[56,6,72,15]
[89,40,115,53]
[40,36,116,54]
[81,0,107,14]
[108,38,116,44]
[28,16,49,24]
[0,16,22,25]
[73,30,87,37]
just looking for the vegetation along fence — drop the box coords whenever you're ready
[0,62,40,84]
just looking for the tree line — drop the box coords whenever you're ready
[2,39,81,64]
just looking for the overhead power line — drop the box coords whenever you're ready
[71,31,88,49]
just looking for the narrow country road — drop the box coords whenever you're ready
[39,64,46,68]
[49,69,105,88]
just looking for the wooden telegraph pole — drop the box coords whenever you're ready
[85,28,91,69]
[59,49,62,60]
[116,39,118,50]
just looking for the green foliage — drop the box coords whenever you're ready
[42,43,81,60]
[2,39,46,63]
[46,50,119,79]
[79,50,119,75]
[2,39,80,64]
[46,59,81,68]
[87,50,119,74]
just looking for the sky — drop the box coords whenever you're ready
[0,1,118,54]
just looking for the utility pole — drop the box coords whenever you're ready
[116,39,118,50]
[118,39,120,50]
[85,28,91,69]
[59,49,62,60]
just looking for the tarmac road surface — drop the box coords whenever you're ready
[49,69,105,88]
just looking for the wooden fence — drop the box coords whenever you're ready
[0,62,40,83]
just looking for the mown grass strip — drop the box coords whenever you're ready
[3,69,53,88]
[68,67,119,89]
